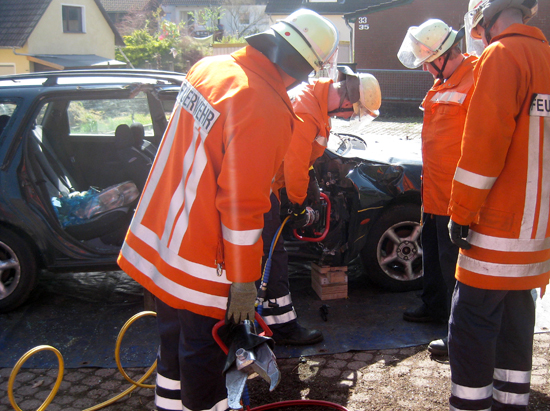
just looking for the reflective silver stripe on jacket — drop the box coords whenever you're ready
[458,254,550,278]
[522,114,550,239]
[222,223,262,246]
[431,90,467,104]
[469,230,550,252]
[454,167,497,190]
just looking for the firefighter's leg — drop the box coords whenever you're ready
[260,193,297,327]
[449,282,507,411]
[156,299,227,411]
[435,214,459,319]
[404,213,447,323]
[260,193,323,345]
[155,298,183,411]
[492,290,535,411]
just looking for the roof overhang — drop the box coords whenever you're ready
[27,54,126,70]
[343,0,413,21]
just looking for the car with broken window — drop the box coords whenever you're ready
[0,69,423,314]
[285,131,423,293]
[0,69,184,313]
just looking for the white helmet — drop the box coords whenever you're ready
[246,9,339,83]
[337,66,381,123]
[397,19,463,69]
[464,0,487,55]
[466,0,538,39]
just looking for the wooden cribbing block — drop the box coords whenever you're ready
[311,263,348,300]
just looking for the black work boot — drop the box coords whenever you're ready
[270,322,324,346]
[403,304,441,323]
[428,337,448,356]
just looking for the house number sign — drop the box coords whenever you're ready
[358,16,369,30]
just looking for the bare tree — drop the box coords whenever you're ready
[221,0,269,38]
[116,0,163,37]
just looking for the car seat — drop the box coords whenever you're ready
[130,122,157,161]
[28,125,137,242]
[114,124,152,192]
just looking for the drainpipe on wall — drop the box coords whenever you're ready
[344,17,354,63]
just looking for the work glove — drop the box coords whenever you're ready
[448,219,471,250]
[306,169,321,205]
[226,282,257,325]
[286,202,310,229]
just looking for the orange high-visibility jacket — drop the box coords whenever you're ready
[117,46,297,319]
[449,24,550,291]
[272,79,332,205]
[421,55,477,215]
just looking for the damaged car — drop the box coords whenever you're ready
[0,69,183,313]
[285,131,423,292]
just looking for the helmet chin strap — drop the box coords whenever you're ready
[430,51,451,80]
[328,107,354,116]
[483,10,502,45]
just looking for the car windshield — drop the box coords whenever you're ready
[327,132,367,157]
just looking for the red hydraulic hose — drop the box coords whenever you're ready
[293,192,331,242]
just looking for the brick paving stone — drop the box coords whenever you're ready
[352,352,373,362]
[326,359,347,369]
[346,361,367,370]
[319,368,341,378]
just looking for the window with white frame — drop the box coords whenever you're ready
[62,5,85,33]
[239,11,250,25]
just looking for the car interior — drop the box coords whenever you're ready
[24,95,164,250]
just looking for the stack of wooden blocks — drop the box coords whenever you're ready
[310,262,348,300]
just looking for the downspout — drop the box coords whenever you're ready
[12,48,32,56]
[344,17,354,63]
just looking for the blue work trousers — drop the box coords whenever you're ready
[259,193,297,331]
[421,213,459,321]
[449,282,535,410]
[155,298,228,411]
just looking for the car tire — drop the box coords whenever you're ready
[360,203,423,292]
[0,229,38,313]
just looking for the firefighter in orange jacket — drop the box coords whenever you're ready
[448,1,549,409]
[117,9,338,411]
[261,68,381,345]
[397,19,477,356]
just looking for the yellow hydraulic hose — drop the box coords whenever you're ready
[7,311,157,411]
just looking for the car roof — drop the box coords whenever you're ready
[0,69,185,90]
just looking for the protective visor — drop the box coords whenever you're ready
[464,12,485,56]
[322,48,340,81]
[351,101,379,125]
[397,28,453,69]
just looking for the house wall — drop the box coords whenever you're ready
[0,47,31,74]
[354,0,550,70]
[28,0,116,58]
[163,4,270,38]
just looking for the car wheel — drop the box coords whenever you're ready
[360,203,423,292]
[0,229,38,313]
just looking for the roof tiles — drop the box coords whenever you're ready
[0,0,52,48]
